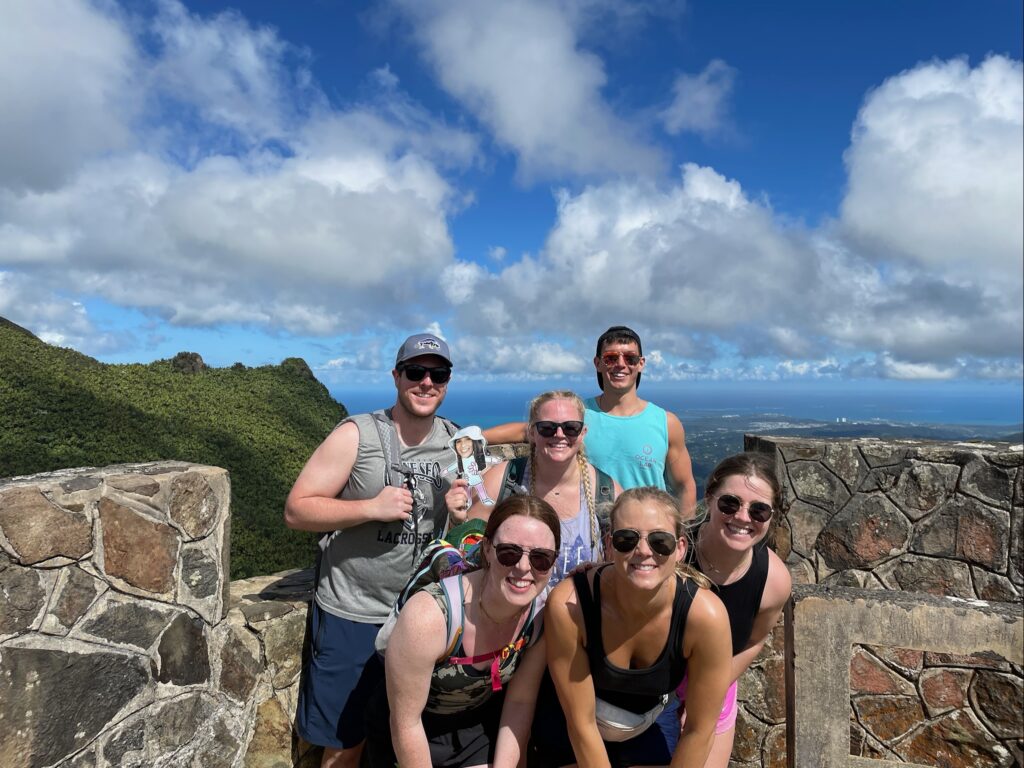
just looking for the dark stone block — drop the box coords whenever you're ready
[60,476,101,492]
[80,599,174,650]
[106,475,161,497]
[181,547,219,599]
[0,646,148,767]
[157,613,211,685]
[962,459,1015,509]
[817,494,910,570]
[103,725,143,765]
[787,461,850,512]
[970,670,1024,739]
[219,623,262,703]
[0,555,45,635]
[895,708,1010,768]
[50,567,104,632]
[890,555,974,598]
[241,601,294,625]
[912,496,1010,571]
[853,694,924,742]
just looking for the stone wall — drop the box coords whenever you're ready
[2,437,1020,768]
[737,436,1023,768]
[0,463,240,767]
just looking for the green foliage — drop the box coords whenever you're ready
[0,320,347,579]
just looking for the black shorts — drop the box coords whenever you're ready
[364,680,504,767]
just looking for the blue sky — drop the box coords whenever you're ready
[1,0,1022,396]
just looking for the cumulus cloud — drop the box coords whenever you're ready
[841,55,1023,282]
[390,0,663,180]
[661,59,738,138]
[0,0,477,341]
[0,0,140,192]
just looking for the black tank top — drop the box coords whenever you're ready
[573,564,694,714]
[689,535,770,655]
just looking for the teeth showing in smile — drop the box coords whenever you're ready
[507,577,531,588]
[726,523,753,536]
[630,563,656,571]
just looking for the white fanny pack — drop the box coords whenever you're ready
[595,693,671,742]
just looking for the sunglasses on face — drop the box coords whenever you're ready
[610,529,678,557]
[532,420,584,438]
[601,352,642,367]
[714,493,774,523]
[398,364,451,384]
[492,543,558,572]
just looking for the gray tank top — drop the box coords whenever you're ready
[315,413,454,622]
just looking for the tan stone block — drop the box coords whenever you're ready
[0,487,92,565]
[853,694,925,742]
[99,497,180,594]
[243,696,292,768]
[170,471,221,539]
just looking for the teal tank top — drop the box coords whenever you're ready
[583,397,669,490]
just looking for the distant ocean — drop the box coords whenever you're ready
[330,379,1023,429]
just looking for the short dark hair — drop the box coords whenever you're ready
[482,495,561,567]
[595,325,643,390]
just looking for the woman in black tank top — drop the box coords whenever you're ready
[676,453,793,768]
[545,487,733,768]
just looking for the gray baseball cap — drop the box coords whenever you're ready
[395,333,453,367]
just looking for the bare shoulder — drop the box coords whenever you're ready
[665,410,686,438]
[763,548,793,606]
[289,420,359,497]
[394,589,448,644]
[688,583,730,629]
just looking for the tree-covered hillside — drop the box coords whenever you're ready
[0,317,346,578]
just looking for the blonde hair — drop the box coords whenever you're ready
[526,390,599,551]
[608,487,711,589]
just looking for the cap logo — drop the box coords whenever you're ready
[416,339,440,350]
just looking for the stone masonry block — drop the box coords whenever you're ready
[817,494,910,571]
[788,461,851,513]
[962,459,1015,510]
[786,584,1022,768]
[891,460,960,520]
[0,486,92,565]
[99,497,180,595]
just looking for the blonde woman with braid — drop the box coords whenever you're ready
[466,391,623,591]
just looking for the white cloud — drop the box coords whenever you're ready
[841,55,1023,282]
[391,0,663,180]
[487,246,507,261]
[0,0,477,341]
[0,0,140,192]
[661,59,737,138]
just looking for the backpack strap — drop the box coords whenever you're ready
[438,575,465,659]
[594,467,615,538]
[447,592,542,692]
[497,455,530,502]
[370,409,406,488]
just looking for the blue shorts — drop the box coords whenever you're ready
[531,673,680,768]
[295,602,384,749]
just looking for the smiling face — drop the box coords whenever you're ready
[607,497,683,591]
[595,340,644,394]
[484,514,558,608]
[528,397,586,466]
[392,353,448,420]
[455,437,473,457]
[705,473,774,554]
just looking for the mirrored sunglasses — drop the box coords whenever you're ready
[715,493,773,523]
[610,528,677,557]
[493,543,558,572]
[601,352,642,366]
[532,420,584,438]
[399,364,451,384]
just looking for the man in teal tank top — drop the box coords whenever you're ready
[483,326,696,516]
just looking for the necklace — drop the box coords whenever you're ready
[697,527,752,583]
[477,583,524,626]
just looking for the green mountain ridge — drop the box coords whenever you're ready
[0,318,346,578]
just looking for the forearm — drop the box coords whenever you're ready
[391,717,433,768]
[284,494,381,532]
[565,718,611,768]
[672,723,716,768]
[679,479,697,519]
[731,641,765,683]
[482,422,528,444]
[492,699,533,768]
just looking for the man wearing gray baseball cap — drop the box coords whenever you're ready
[285,332,462,767]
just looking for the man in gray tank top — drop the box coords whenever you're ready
[285,333,462,768]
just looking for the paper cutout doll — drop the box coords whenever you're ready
[443,426,502,507]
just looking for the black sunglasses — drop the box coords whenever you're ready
[532,420,584,438]
[610,529,678,557]
[398,364,451,384]
[714,493,774,523]
[493,543,558,572]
